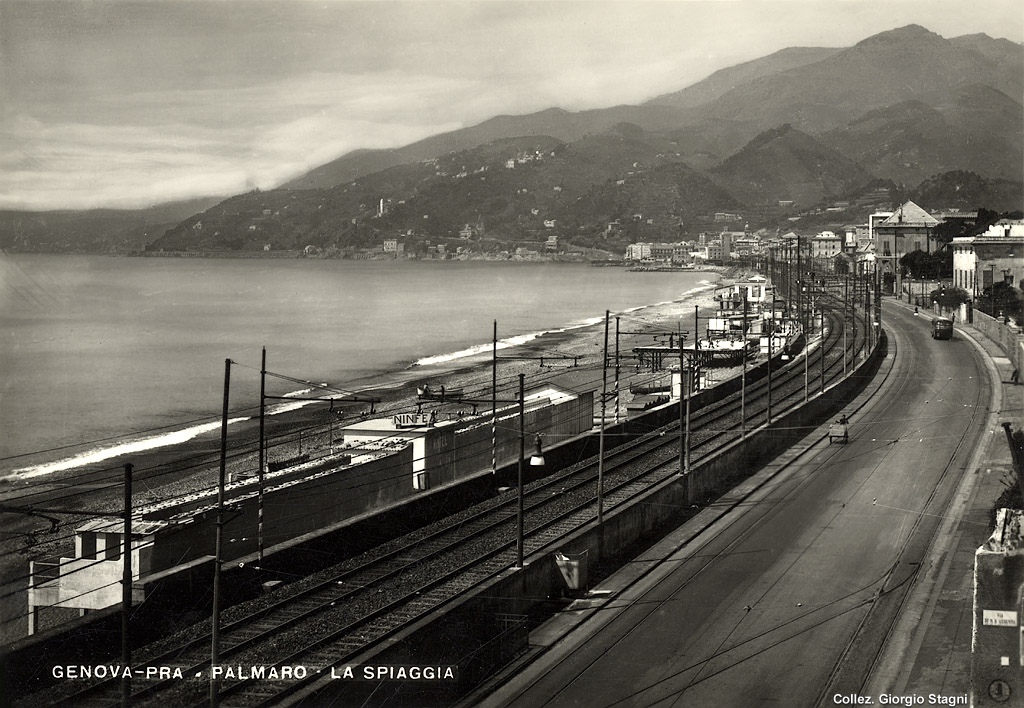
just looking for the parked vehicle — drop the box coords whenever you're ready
[931,317,953,340]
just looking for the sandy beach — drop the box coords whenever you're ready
[0,267,746,641]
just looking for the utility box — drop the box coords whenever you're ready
[972,509,1024,706]
[555,550,589,593]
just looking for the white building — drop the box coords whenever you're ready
[812,231,843,259]
[625,243,652,261]
[952,220,1024,298]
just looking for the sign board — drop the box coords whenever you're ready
[393,413,433,429]
[983,610,1018,627]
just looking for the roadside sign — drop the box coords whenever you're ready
[983,610,1018,627]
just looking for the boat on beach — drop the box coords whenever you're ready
[628,381,672,395]
[417,384,465,401]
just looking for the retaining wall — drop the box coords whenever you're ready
[4,341,860,701]
[971,311,1023,372]
[285,334,888,706]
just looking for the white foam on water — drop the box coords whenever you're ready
[412,282,717,367]
[9,416,251,480]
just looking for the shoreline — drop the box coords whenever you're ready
[0,268,746,642]
[0,273,738,550]
[0,274,726,489]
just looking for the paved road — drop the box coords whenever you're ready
[484,302,992,708]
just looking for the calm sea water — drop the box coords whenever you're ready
[0,255,716,477]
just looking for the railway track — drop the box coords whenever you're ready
[22,286,878,708]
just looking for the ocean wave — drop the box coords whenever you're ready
[6,385,325,480]
[267,388,319,416]
[8,416,251,481]
[413,282,717,367]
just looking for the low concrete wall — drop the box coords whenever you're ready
[971,310,1023,372]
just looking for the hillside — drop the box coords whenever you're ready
[911,171,1024,213]
[823,85,1024,185]
[283,105,689,190]
[709,124,874,208]
[151,125,752,253]
[678,26,1023,155]
[646,46,841,109]
[284,25,1022,196]
[0,197,222,253]
[559,161,743,237]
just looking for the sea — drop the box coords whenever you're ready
[0,255,718,479]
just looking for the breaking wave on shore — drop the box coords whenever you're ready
[5,389,318,481]
[4,278,721,482]
[412,281,717,368]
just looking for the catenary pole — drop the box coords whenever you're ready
[741,291,747,436]
[597,311,609,525]
[678,330,685,475]
[767,292,774,424]
[492,320,497,476]
[210,359,230,708]
[121,462,133,708]
[844,274,849,376]
[258,347,266,565]
[820,297,826,393]
[614,316,620,425]
[516,373,525,567]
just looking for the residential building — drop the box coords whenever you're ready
[873,202,939,289]
[625,243,651,261]
[952,220,1024,299]
[812,231,843,260]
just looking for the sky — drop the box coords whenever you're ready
[1,0,1022,212]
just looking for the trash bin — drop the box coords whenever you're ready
[555,550,589,592]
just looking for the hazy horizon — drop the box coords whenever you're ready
[2,0,1022,212]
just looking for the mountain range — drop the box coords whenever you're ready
[3,24,1021,253]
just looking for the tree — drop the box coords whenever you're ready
[900,249,949,279]
[973,208,1002,235]
[929,286,971,310]
[980,281,1024,321]
[932,217,973,247]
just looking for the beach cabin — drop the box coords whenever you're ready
[713,276,772,312]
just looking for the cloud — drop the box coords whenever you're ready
[0,71,473,209]
[3,1,1022,210]
[0,69,479,209]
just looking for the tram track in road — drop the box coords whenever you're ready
[472,306,901,708]
[22,286,878,708]
[814,304,991,706]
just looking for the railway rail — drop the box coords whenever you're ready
[21,280,879,708]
